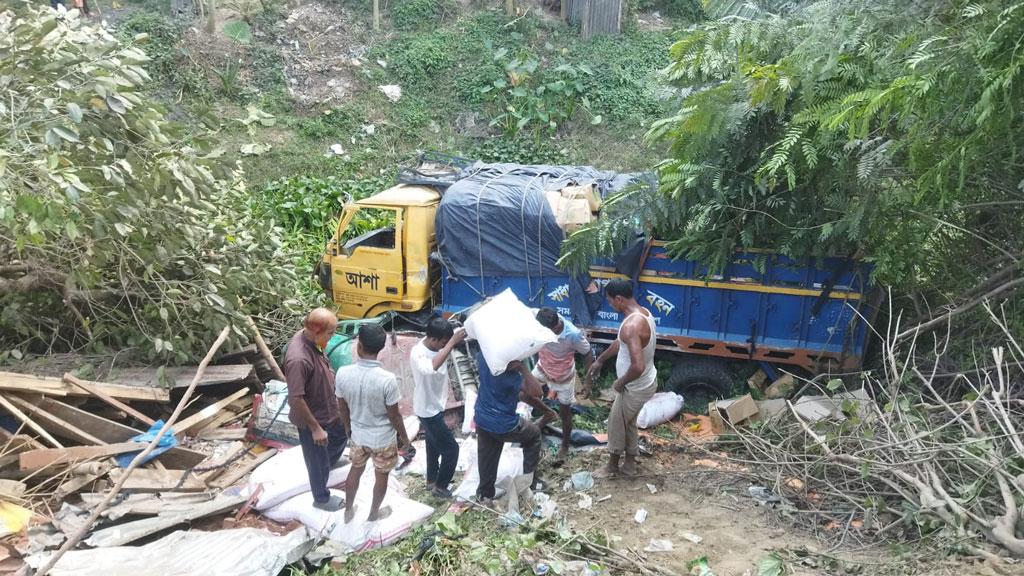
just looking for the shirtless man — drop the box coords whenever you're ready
[587,279,657,478]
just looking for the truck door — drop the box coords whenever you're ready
[331,205,406,317]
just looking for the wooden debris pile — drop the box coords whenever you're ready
[0,325,288,575]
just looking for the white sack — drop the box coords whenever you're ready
[452,442,524,501]
[464,289,557,375]
[461,388,477,434]
[248,446,350,511]
[636,392,685,429]
[264,488,433,553]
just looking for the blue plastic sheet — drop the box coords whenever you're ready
[115,419,177,468]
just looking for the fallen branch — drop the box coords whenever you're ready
[34,325,232,576]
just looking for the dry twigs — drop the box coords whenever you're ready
[731,306,1024,560]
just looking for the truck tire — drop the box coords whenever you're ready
[665,357,734,405]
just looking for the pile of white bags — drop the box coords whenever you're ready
[264,487,433,552]
[464,289,557,375]
[636,392,685,429]
[247,446,350,511]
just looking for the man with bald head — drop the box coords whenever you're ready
[284,307,348,511]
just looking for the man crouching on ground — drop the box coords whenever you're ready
[474,351,546,505]
[284,308,348,511]
[336,324,410,523]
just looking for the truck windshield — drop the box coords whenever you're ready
[340,207,397,253]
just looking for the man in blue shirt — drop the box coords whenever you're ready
[474,350,544,504]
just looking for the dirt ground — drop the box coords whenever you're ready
[534,441,1010,576]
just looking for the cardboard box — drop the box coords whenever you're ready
[545,190,593,233]
[707,394,758,433]
[561,183,602,212]
[747,369,768,393]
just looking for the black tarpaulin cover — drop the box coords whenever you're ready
[435,163,645,278]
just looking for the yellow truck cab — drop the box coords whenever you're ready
[318,184,440,320]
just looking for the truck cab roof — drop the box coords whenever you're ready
[357,184,440,207]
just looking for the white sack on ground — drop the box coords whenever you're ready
[464,289,556,375]
[265,488,433,552]
[247,446,349,511]
[637,392,685,429]
[452,442,524,501]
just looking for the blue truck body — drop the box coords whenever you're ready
[437,243,874,372]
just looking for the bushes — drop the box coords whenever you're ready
[377,31,455,90]
[471,137,567,165]
[391,0,453,30]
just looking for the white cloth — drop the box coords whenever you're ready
[615,310,658,393]
[532,366,576,405]
[335,359,401,449]
[410,340,449,418]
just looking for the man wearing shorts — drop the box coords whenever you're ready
[534,307,594,461]
[336,324,410,523]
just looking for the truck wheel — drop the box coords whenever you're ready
[665,357,735,406]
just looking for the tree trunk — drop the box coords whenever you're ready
[505,0,514,17]
[372,0,380,31]
[205,0,216,34]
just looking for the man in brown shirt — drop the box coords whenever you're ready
[284,307,347,511]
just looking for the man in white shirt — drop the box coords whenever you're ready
[410,318,466,499]
[534,307,594,461]
[336,324,410,523]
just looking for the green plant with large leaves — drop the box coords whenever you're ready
[0,6,308,361]
[481,49,602,139]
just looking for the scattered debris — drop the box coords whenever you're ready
[747,486,782,505]
[680,531,702,544]
[643,538,674,552]
[567,471,594,492]
[707,394,758,433]
[379,84,402,103]
[645,483,657,494]
[576,493,592,510]
[633,508,648,524]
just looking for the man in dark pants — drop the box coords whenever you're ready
[411,318,466,499]
[474,351,544,504]
[284,307,348,511]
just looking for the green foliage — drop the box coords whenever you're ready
[294,106,363,140]
[481,50,600,138]
[222,20,252,43]
[565,0,1024,334]
[117,11,210,97]
[0,7,306,360]
[213,60,243,98]
[630,0,703,20]
[252,173,390,234]
[574,30,675,122]
[116,12,183,83]
[376,31,454,90]
[248,43,287,91]
[471,137,567,165]
[391,0,452,30]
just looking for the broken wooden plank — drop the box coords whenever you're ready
[213,447,276,489]
[0,371,169,402]
[28,397,208,469]
[196,427,248,441]
[196,442,247,485]
[105,364,256,390]
[55,462,113,500]
[19,442,146,471]
[5,394,107,446]
[63,373,156,426]
[0,393,63,448]
[107,468,208,492]
[175,388,250,436]
[84,493,246,547]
